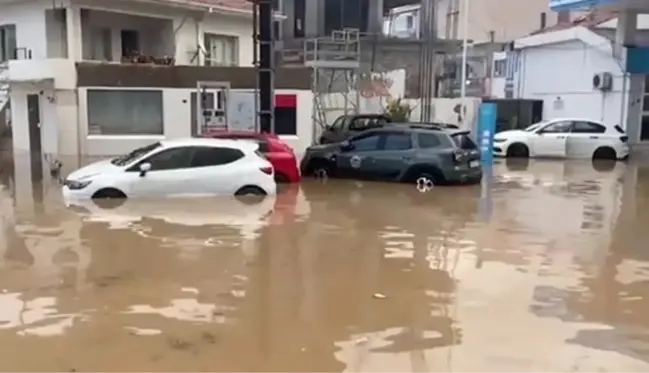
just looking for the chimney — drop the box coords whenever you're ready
[540,12,547,29]
[557,10,570,24]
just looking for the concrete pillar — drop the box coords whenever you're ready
[195,17,205,66]
[65,6,82,61]
[615,9,642,143]
[367,0,384,34]
[281,0,295,39]
[304,0,323,37]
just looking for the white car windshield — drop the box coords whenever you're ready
[524,122,548,132]
[111,142,161,166]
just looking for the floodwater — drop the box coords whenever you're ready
[1,154,649,371]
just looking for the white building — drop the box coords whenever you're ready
[490,11,649,145]
[0,0,313,171]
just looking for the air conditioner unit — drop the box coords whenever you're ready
[593,72,613,91]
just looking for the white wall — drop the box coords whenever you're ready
[518,40,627,127]
[75,87,313,158]
[0,0,48,59]
[10,82,60,158]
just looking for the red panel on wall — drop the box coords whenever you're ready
[275,94,297,108]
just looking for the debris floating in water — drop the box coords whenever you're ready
[373,293,386,299]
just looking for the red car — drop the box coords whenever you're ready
[202,130,301,183]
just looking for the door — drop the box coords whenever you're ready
[120,30,139,58]
[531,120,571,158]
[27,94,43,207]
[188,146,245,195]
[294,0,305,37]
[370,131,415,181]
[336,132,383,179]
[566,120,606,158]
[320,115,347,144]
[128,147,195,197]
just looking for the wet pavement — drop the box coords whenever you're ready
[1,155,649,371]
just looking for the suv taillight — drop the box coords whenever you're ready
[620,136,628,143]
[452,151,463,163]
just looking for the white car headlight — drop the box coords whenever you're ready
[494,138,507,143]
[64,179,92,190]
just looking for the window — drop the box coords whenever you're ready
[406,15,414,29]
[111,142,161,166]
[451,133,478,150]
[331,116,346,131]
[350,134,381,151]
[190,147,244,167]
[417,133,442,148]
[571,121,606,133]
[0,24,17,62]
[89,28,111,61]
[87,90,164,135]
[140,147,194,171]
[538,121,572,133]
[204,34,238,66]
[121,30,140,58]
[383,132,412,150]
[493,60,506,77]
[350,117,370,131]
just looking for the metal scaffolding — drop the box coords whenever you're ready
[301,29,361,144]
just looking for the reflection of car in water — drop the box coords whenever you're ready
[62,138,276,201]
[301,180,479,228]
[301,126,482,187]
[66,196,278,240]
[493,118,630,160]
[66,185,311,239]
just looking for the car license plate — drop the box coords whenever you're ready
[469,160,479,168]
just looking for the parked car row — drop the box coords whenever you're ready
[61,123,481,203]
[60,116,629,203]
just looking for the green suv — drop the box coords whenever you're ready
[301,125,483,186]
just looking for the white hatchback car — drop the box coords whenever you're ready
[62,138,276,200]
[493,118,630,160]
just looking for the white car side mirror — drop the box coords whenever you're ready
[139,162,151,176]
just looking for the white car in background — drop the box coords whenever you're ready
[62,138,276,200]
[493,118,630,160]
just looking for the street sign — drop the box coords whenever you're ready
[477,102,496,166]
[477,102,496,223]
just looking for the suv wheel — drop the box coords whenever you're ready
[415,173,436,192]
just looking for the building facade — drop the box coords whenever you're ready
[0,0,317,171]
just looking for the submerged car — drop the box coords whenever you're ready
[318,114,458,145]
[62,138,276,200]
[202,130,301,183]
[493,118,630,160]
[301,125,482,186]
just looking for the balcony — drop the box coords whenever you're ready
[43,7,175,65]
[79,9,175,64]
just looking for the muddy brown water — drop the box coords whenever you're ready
[1,154,649,371]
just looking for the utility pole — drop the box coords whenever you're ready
[419,0,436,122]
[252,0,276,133]
[443,0,460,97]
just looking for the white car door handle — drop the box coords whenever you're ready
[556,136,566,139]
